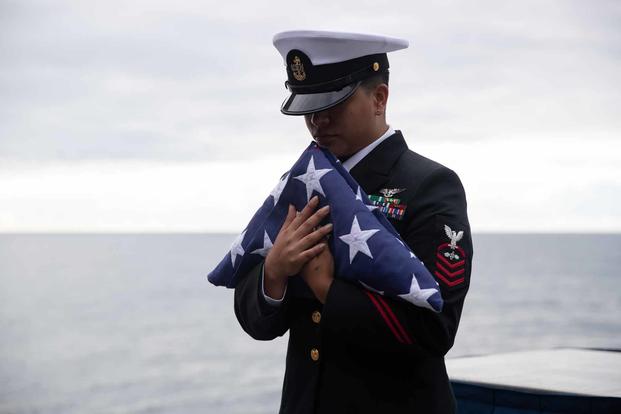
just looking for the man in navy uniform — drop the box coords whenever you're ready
[234,30,473,414]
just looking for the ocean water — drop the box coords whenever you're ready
[0,234,619,413]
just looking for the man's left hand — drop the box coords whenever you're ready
[300,237,334,304]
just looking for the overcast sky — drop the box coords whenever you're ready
[1,0,619,232]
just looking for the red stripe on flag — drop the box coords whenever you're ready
[364,291,404,344]
[376,295,413,345]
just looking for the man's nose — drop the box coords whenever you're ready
[309,110,330,127]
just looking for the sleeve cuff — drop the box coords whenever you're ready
[261,264,287,306]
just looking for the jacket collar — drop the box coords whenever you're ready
[348,130,408,194]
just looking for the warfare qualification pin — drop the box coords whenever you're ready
[379,188,405,198]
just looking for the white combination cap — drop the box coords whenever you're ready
[272,30,409,115]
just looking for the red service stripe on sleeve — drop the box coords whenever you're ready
[434,270,465,287]
[364,291,404,344]
[436,261,465,278]
[376,295,413,345]
[436,253,465,269]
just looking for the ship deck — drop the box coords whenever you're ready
[447,348,621,413]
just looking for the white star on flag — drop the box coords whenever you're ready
[294,156,332,202]
[251,230,273,257]
[398,274,438,311]
[339,215,380,263]
[270,173,289,206]
[206,142,445,312]
[230,230,246,267]
[355,186,364,201]
[397,239,412,257]
[355,186,378,211]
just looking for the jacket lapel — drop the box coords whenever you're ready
[349,130,408,194]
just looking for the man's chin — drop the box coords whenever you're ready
[321,145,351,161]
[314,135,335,147]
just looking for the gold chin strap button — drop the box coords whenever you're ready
[311,311,321,324]
[372,62,380,72]
[310,348,320,361]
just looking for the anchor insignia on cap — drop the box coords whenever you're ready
[291,56,306,81]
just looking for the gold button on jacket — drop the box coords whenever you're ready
[310,348,319,361]
[311,311,321,324]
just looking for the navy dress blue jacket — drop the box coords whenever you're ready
[234,131,473,414]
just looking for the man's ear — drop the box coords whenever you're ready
[374,84,389,113]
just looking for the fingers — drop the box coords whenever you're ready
[274,196,332,276]
[300,241,327,261]
[298,223,333,251]
[294,205,330,239]
[282,204,296,229]
[290,196,320,230]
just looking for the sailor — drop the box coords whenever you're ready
[234,30,473,414]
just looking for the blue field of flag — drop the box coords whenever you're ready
[207,142,443,312]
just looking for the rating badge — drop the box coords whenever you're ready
[434,225,466,287]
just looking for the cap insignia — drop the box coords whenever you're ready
[291,56,306,81]
[373,62,380,71]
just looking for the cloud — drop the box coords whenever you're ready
[416,134,621,232]
[1,0,620,161]
[1,135,619,233]
[0,0,619,231]
[0,155,296,232]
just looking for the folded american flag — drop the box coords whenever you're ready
[207,142,443,312]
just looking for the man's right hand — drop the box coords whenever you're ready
[264,195,332,299]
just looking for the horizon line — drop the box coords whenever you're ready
[1,231,620,236]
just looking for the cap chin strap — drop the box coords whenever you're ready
[286,65,385,94]
[280,83,359,116]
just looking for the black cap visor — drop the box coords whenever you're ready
[280,82,360,115]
